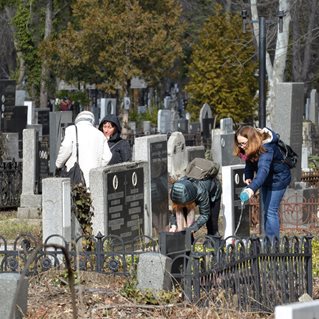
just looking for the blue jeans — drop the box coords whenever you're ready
[261,187,286,239]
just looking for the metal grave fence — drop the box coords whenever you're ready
[0,232,312,312]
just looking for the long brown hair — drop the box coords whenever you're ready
[233,126,270,160]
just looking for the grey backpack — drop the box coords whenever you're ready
[185,158,220,180]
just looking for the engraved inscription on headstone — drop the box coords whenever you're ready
[107,167,144,242]
[150,141,168,233]
[233,167,250,237]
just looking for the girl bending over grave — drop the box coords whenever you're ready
[169,175,222,237]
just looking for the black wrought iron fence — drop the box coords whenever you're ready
[0,159,22,208]
[184,235,313,311]
[0,232,312,312]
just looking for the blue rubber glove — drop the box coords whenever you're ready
[240,188,254,203]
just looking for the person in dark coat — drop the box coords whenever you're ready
[98,114,132,165]
[169,176,222,236]
[234,126,291,238]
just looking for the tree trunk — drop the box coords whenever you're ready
[250,0,290,127]
[39,0,53,109]
[4,7,25,89]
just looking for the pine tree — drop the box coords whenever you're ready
[186,5,258,124]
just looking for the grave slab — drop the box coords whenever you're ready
[275,300,319,319]
[0,273,28,319]
[137,252,172,292]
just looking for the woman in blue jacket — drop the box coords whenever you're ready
[234,126,291,238]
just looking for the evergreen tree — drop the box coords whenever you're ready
[186,5,258,123]
[41,0,184,97]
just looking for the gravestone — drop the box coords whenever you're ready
[2,132,19,160]
[137,253,172,292]
[2,105,28,140]
[24,101,33,125]
[0,273,28,319]
[99,98,116,123]
[134,135,168,236]
[170,110,179,132]
[35,108,50,136]
[42,177,72,244]
[49,111,73,174]
[0,80,16,131]
[211,118,241,166]
[167,132,187,179]
[15,89,26,106]
[36,136,50,194]
[275,300,319,319]
[189,122,200,134]
[222,164,250,240]
[199,103,212,132]
[142,120,151,135]
[273,82,304,184]
[90,161,150,239]
[157,109,172,134]
[185,145,206,163]
[18,128,42,219]
[177,119,188,134]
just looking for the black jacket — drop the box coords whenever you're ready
[99,114,132,165]
[170,176,222,232]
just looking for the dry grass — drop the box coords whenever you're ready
[0,209,41,241]
[1,212,318,318]
[24,270,275,319]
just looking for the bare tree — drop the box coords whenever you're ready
[250,0,291,126]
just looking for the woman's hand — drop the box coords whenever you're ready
[244,179,252,185]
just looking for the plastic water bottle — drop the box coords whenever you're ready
[239,188,250,204]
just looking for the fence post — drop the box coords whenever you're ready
[304,235,313,297]
[251,237,262,310]
[95,232,104,273]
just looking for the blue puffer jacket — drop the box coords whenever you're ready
[245,128,291,192]
[170,176,222,232]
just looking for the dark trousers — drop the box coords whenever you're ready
[206,198,221,236]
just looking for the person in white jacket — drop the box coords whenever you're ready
[55,111,112,188]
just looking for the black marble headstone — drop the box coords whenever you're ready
[202,117,215,139]
[2,106,28,138]
[36,108,50,136]
[177,119,188,134]
[106,167,144,243]
[35,135,50,194]
[150,141,168,234]
[0,80,16,108]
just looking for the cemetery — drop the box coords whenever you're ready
[1,79,319,318]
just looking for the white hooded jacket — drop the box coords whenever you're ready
[55,111,112,188]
